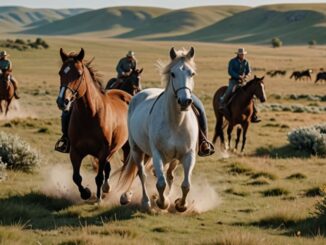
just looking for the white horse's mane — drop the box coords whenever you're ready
[156,48,196,88]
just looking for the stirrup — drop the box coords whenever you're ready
[55,137,70,153]
[198,141,215,157]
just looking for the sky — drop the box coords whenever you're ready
[0,0,323,9]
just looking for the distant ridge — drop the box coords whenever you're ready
[1,4,326,45]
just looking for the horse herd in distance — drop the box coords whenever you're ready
[263,68,326,83]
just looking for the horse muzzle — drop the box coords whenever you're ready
[56,96,72,111]
[178,97,193,111]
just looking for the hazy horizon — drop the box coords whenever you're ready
[0,0,323,9]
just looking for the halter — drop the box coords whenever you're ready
[170,76,192,98]
[60,65,85,103]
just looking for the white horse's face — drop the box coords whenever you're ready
[169,47,195,111]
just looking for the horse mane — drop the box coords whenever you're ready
[84,58,105,94]
[243,77,260,91]
[156,48,196,88]
[66,52,105,94]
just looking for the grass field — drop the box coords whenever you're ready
[0,36,326,244]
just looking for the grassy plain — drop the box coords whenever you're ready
[0,36,326,244]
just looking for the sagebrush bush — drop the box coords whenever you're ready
[288,124,326,156]
[0,132,40,172]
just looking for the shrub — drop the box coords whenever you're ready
[0,132,39,172]
[309,40,317,47]
[288,124,326,156]
[272,37,283,48]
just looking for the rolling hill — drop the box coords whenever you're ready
[116,5,249,40]
[2,4,326,45]
[23,6,170,36]
[0,6,88,33]
[172,4,326,45]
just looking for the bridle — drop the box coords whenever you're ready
[170,75,192,98]
[59,64,85,103]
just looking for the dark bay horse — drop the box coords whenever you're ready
[315,72,326,84]
[56,48,131,202]
[105,68,143,96]
[212,76,266,152]
[0,69,15,116]
[290,69,312,81]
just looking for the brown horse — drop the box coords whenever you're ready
[0,69,15,116]
[212,76,266,152]
[56,48,131,202]
[105,68,143,96]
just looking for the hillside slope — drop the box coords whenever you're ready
[174,4,326,45]
[117,5,249,39]
[23,6,170,36]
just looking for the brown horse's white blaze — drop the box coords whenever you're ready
[57,48,131,203]
[212,76,266,152]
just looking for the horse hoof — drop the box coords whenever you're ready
[120,191,133,205]
[175,198,187,212]
[156,199,169,210]
[80,187,92,200]
[141,200,151,212]
[102,182,110,193]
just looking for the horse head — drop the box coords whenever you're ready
[251,75,266,103]
[126,68,143,95]
[168,47,196,111]
[57,48,86,111]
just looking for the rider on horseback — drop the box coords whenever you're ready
[219,48,260,123]
[0,51,20,99]
[115,51,137,85]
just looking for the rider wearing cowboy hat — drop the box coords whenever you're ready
[116,51,137,79]
[219,48,260,123]
[0,50,20,99]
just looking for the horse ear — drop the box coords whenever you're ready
[60,48,68,62]
[170,47,177,60]
[254,75,257,79]
[261,76,265,80]
[187,47,195,59]
[76,48,85,61]
[139,68,143,74]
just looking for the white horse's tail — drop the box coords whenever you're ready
[116,152,138,192]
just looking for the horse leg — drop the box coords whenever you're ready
[166,160,178,194]
[152,151,169,210]
[0,100,2,114]
[135,151,151,210]
[235,127,242,150]
[241,123,249,152]
[70,150,91,200]
[102,161,111,194]
[95,153,108,203]
[5,98,12,116]
[175,151,196,212]
[122,142,130,167]
[227,124,234,150]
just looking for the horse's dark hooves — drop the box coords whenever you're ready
[80,187,92,200]
[175,198,187,212]
[156,199,169,210]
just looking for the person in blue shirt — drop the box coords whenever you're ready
[219,48,260,123]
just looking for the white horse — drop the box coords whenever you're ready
[119,47,198,212]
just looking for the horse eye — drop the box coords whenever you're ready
[191,72,195,77]
[171,72,175,78]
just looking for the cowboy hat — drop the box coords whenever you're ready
[126,50,135,57]
[235,48,247,55]
[0,50,8,57]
